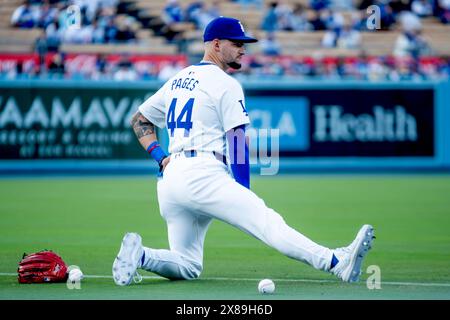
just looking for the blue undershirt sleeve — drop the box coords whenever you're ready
[226,124,250,189]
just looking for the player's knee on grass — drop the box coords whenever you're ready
[165,259,202,280]
[179,263,202,280]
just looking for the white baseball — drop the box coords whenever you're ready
[68,268,84,282]
[258,279,275,294]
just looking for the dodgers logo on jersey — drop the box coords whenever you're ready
[238,99,248,116]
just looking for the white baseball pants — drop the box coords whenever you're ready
[141,154,333,279]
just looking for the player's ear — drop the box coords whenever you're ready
[213,39,221,52]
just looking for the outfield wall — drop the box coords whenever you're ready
[0,79,449,173]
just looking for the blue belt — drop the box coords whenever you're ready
[183,150,227,165]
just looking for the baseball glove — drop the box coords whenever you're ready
[18,250,68,284]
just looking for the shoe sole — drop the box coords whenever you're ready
[112,232,143,286]
[343,224,375,282]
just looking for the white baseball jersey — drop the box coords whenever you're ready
[138,62,250,157]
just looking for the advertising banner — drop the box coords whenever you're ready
[0,87,151,159]
[1,81,446,173]
[247,89,434,157]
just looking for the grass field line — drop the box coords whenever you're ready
[2,273,450,288]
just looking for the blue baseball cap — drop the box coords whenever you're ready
[203,16,258,43]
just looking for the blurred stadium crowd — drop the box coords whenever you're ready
[1,0,449,81]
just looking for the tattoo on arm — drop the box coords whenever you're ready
[131,112,155,139]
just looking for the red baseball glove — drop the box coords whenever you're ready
[18,250,68,283]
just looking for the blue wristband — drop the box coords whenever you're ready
[147,142,167,165]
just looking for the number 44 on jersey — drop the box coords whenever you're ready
[167,98,194,137]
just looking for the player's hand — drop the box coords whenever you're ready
[160,156,171,173]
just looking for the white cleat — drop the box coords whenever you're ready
[331,224,375,283]
[112,232,143,286]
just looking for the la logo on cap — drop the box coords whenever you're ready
[238,21,245,32]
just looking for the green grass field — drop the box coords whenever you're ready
[1,175,449,300]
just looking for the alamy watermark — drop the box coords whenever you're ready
[187,127,280,176]
[366,265,382,289]
[366,5,381,30]
[227,127,280,176]
[65,5,81,29]
[66,265,82,290]
[248,128,279,176]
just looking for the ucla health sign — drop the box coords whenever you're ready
[246,88,434,157]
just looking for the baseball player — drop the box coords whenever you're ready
[113,17,375,286]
